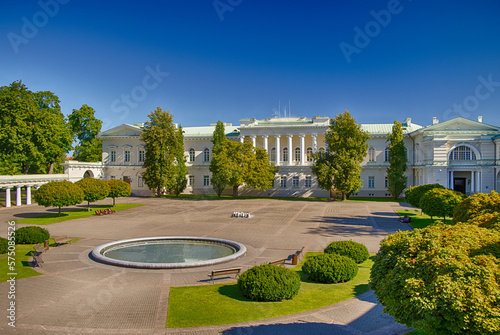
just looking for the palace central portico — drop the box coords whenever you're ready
[58,115,499,198]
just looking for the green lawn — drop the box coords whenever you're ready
[15,203,144,225]
[167,252,374,328]
[0,238,75,282]
[395,209,438,229]
[346,197,403,203]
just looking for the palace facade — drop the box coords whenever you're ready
[63,115,500,198]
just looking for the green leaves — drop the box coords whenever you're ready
[75,177,110,211]
[33,180,84,215]
[386,120,408,200]
[106,179,132,206]
[68,104,103,162]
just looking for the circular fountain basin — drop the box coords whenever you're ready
[91,236,246,269]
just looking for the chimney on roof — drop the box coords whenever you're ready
[432,117,439,125]
[478,116,483,123]
[403,117,412,126]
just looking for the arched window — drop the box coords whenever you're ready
[294,147,301,161]
[270,147,276,162]
[189,148,195,162]
[306,147,313,161]
[283,147,288,162]
[203,148,210,162]
[449,145,477,160]
[384,147,390,162]
[368,146,375,162]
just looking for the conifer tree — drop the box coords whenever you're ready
[387,120,408,199]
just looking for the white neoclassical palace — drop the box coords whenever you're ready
[61,115,500,198]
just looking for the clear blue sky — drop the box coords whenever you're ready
[1,0,499,131]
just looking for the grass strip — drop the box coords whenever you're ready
[15,203,143,225]
[395,209,436,229]
[167,252,374,328]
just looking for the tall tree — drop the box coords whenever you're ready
[68,104,103,162]
[313,110,369,200]
[140,107,185,197]
[210,121,230,196]
[171,125,188,196]
[386,120,408,199]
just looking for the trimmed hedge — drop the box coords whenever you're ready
[238,264,301,301]
[404,183,444,208]
[15,226,50,244]
[371,223,500,335]
[324,240,369,263]
[302,253,358,284]
[0,237,8,254]
[467,212,500,231]
[419,188,465,222]
[453,191,500,224]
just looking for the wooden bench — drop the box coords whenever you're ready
[33,243,48,255]
[291,246,305,265]
[52,236,72,245]
[30,251,44,267]
[208,267,242,283]
[269,258,287,266]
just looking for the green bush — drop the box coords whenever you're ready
[453,191,500,224]
[238,264,301,301]
[107,179,132,206]
[302,253,358,284]
[0,237,8,254]
[404,183,445,208]
[15,226,50,244]
[324,240,369,263]
[33,180,84,216]
[76,178,110,211]
[419,188,465,222]
[467,212,500,231]
[370,223,500,335]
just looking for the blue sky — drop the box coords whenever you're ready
[1,0,500,131]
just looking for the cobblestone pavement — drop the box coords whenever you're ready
[0,198,413,335]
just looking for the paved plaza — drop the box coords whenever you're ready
[1,198,413,335]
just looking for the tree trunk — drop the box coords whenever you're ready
[48,162,55,174]
[342,192,347,201]
[22,163,29,174]
[232,185,239,198]
[87,201,90,212]
[329,189,336,198]
[157,187,162,197]
[58,206,61,216]
[113,197,116,207]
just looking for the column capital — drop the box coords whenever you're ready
[262,135,269,139]
[299,134,306,138]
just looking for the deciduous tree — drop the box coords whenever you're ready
[75,177,110,211]
[68,104,103,162]
[386,120,407,199]
[419,188,465,223]
[33,180,84,216]
[106,179,132,206]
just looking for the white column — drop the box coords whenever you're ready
[262,135,268,152]
[312,134,318,153]
[16,186,22,206]
[5,187,11,208]
[471,171,475,193]
[26,185,32,205]
[479,171,482,192]
[299,134,305,165]
[251,135,256,147]
[450,171,454,189]
[275,135,280,166]
[239,136,244,143]
[287,135,293,165]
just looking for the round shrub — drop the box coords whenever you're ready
[404,183,444,209]
[238,264,301,301]
[420,188,465,222]
[302,253,358,283]
[370,223,500,335]
[0,237,8,254]
[324,240,369,263]
[15,226,50,244]
[453,190,500,224]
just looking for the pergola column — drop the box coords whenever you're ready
[262,135,268,152]
[16,186,22,206]
[26,185,32,205]
[239,136,244,143]
[287,135,293,165]
[299,135,305,165]
[274,135,280,166]
[5,187,11,208]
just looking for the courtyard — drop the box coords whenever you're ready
[1,198,413,334]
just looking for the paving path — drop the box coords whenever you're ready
[0,198,413,335]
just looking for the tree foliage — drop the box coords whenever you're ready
[420,188,465,222]
[140,107,187,196]
[371,223,500,335]
[75,177,110,211]
[210,121,276,197]
[452,191,500,225]
[313,110,369,200]
[106,179,132,206]
[386,120,408,199]
[68,104,103,162]
[0,81,71,174]
[33,181,84,216]
[404,183,445,209]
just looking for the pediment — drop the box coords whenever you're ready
[421,117,499,133]
[98,124,143,138]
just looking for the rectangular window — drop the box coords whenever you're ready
[305,176,312,188]
[385,176,388,188]
[368,176,375,188]
[138,177,144,188]
[280,176,287,188]
[292,176,299,188]
[203,175,210,186]
[124,150,130,162]
[189,175,194,186]
[138,150,145,163]
[110,150,116,163]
